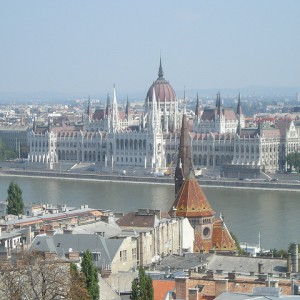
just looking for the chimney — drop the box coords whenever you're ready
[215,279,228,297]
[287,253,292,272]
[63,225,73,234]
[291,242,298,273]
[206,270,214,279]
[175,278,188,300]
[269,280,279,288]
[188,288,198,300]
[228,272,236,280]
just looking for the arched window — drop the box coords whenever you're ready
[198,155,202,165]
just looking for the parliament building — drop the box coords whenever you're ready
[28,59,300,178]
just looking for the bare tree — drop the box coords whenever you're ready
[0,251,79,300]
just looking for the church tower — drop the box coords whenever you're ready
[174,106,192,197]
[171,113,237,253]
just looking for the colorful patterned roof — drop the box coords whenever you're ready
[172,171,215,218]
[212,217,236,251]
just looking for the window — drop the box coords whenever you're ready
[120,250,127,262]
[132,248,137,259]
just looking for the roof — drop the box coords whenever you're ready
[212,217,236,251]
[146,59,176,103]
[4,207,104,227]
[152,279,175,300]
[31,233,113,265]
[201,107,237,122]
[215,291,300,300]
[157,253,287,275]
[71,220,122,238]
[156,253,211,271]
[207,255,287,274]
[116,211,160,229]
[172,171,215,218]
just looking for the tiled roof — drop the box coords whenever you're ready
[116,211,159,229]
[201,107,237,121]
[212,218,236,251]
[152,279,175,300]
[172,171,215,218]
[194,231,213,253]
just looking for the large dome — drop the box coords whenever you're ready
[146,59,176,103]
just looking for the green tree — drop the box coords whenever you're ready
[70,263,91,300]
[81,250,99,300]
[6,182,24,215]
[230,232,245,255]
[130,268,153,300]
[286,152,300,172]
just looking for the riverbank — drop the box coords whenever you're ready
[1,168,300,191]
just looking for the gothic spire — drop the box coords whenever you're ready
[86,96,92,117]
[125,95,130,121]
[216,92,222,116]
[236,93,242,116]
[105,93,111,116]
[175,111,193,197]
[195,93,200,117]
[158,55,164,79]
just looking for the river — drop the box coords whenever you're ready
[0,175,299,251]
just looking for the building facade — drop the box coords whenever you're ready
[27,59,300,175]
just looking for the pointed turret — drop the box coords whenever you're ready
[171,170,215,218]
[105,93,111,116]
[158,55,164,79]
[216,92,222,116]
[195,93,200,117]
[111,85,119,132]
[174,109,192,197]
[86,96,92,118]
[236,93,242,116]
[257,118,263,137]
[125,96,130,121]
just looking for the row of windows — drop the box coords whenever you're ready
[192,145,234,152]
[192,154,233,166]
[116,157,143,163]
[116,139,147,151]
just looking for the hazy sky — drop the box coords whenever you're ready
[1,1,300,99]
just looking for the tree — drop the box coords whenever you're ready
[70,263,91,300]
[0,251,73,300]
[230,232,245,255]
[286,152,300,172]
[81,250,99,300]
[6,181,24,215]
[130,268,154,300]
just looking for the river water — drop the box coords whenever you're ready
[0,175,299,250]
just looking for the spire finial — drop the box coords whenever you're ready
[158,54,164,79]
[183,86,187,115]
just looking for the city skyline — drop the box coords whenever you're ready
[1,1,300,101]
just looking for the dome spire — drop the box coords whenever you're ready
[158,54,164,79]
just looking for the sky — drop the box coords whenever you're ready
[0,0,300,101]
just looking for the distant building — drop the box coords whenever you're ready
[0,125,29,157]
[116,208,194,265]
[27,59,300,175]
